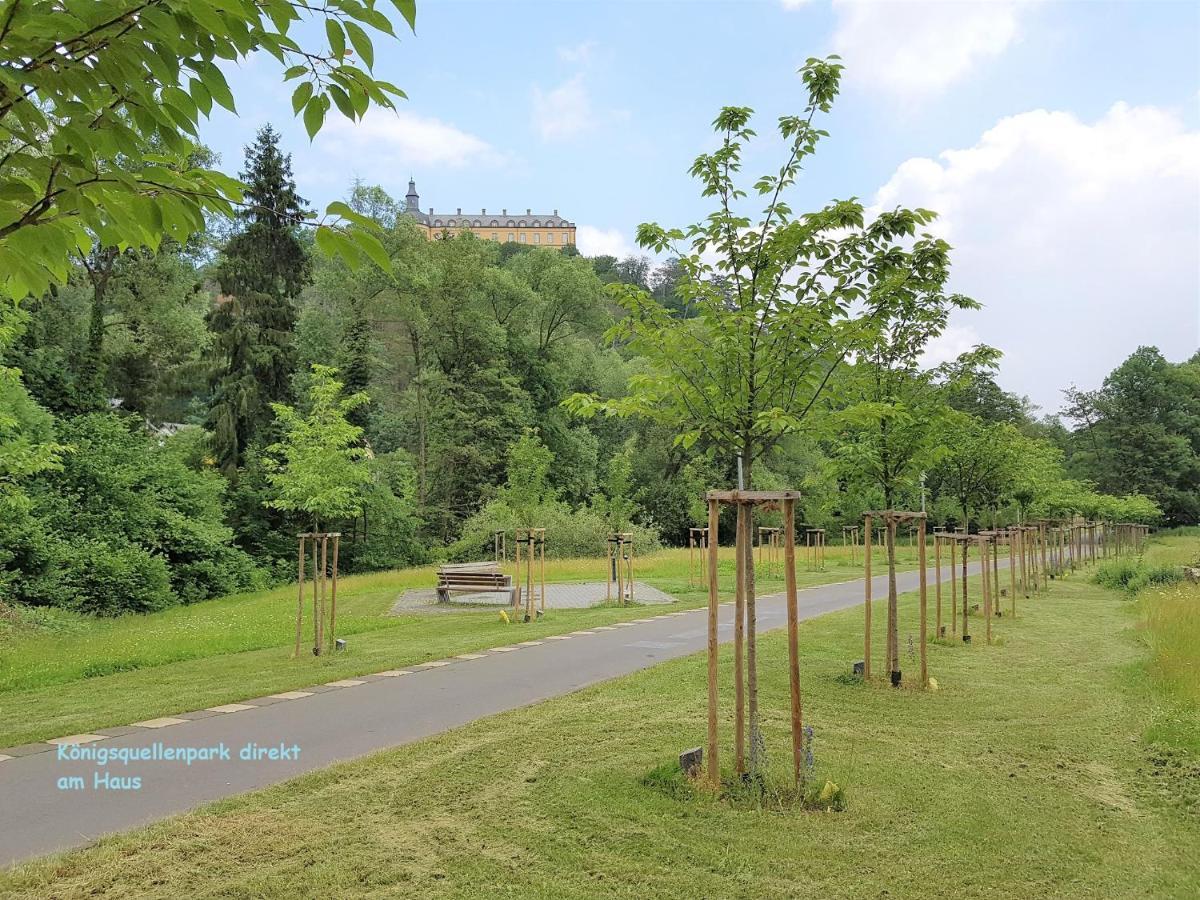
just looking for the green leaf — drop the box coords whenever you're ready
[291,81,313,115]
[193,59,236,113]
[343,21,374,69]
[189,77,213,116]
[349,229,392,272]
[325,19,346,58]
[325,200,377,231]
[303,95,327,139]
[391,0,417,31]
[328,84,355,120]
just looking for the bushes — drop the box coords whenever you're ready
[452,498,661,561]
[4,414,262,615]
[58,541,175,615]
[1095,558,1183,596]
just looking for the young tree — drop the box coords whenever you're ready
[0,0,413,300]
[594,437,639,533]
[931,411,1023,529]
[264,364,370,533]
[207,125,310,473]
[834,329,991,681]
[567,58,964,767]
[501,428,555,529]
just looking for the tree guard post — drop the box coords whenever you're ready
[782,496,804,787]
[918,516,928,688]
[734,505,747,775]
[700,490,805,791]
[863,513,873,680]
[705,497,720,789]
[514,528,546,622]
[885,517,899,683]
[961,534,970,643]
[934,532,943,638]
[329,533,340,646]
[1008,530,1016,618]
[294,535,306,658]
[314,535,324,657]
[950,535,958,637]
[978,533,992,645]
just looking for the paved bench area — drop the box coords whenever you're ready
[389,580,675,615]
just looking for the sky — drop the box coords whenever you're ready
[198,0,1200,417]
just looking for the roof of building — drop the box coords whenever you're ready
[406,209,574,228]
[402,179,574,229]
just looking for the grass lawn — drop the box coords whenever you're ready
[3,536,1196,898]
[0,543,910,747]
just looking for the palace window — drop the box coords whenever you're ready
[507,232,514,241]
[533,233,540,243]
[519,233,526,242]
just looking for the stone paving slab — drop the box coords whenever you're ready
[390,580,675,615]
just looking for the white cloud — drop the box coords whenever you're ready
[316,108,502,171]
[780,0,816,7]
[828,0,1035,98]
[532,75,593,141]
[920,324,983,368]
[557,40,597,64]
[576,225,634,258]
[872,102,1200,411]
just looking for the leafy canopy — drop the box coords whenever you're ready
[566,57,963,486]
[265,364,370,529]
[0,0,414,300]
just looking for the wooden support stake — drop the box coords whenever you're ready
[782,497,803,787]
[734,506,746,775]
[311,536,320,655]
[950,537,958,636]
[935,534,942,637]
[1008,532,1015,619]
[961,537,970,642]
[980,535,992,645]
[918,518,928,688]
[706,498,720,789]
[864,514,873,679]
[295,536,305,658]
[329,534,340,646]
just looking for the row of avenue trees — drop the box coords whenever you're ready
[2,10,1189,620]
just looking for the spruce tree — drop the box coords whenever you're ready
[207,125,311,473]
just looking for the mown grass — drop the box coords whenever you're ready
[0,543,908,747]
[3,542,1197,898]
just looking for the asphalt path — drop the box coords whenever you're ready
[0,558,1000,866]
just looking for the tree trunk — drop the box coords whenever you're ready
[410,330,428,510]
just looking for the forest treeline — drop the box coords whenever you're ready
[2,126,1195,616]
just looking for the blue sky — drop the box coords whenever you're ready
[198,0,1200,415]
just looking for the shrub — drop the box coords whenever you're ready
[59,541,175,615]
[451,498,661,561]
[7,415,262,613]
[1095,559,1183,597]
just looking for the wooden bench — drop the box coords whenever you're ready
[436,563,516,604]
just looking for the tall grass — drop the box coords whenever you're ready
[1139,580,1200,705]
[1095,558,1183,595]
